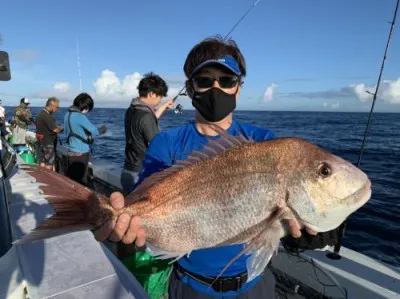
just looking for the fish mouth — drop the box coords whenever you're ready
[341,179,372,207]
[288,179,372,233]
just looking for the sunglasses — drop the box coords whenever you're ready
[192,76,239,89]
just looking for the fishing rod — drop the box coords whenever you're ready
[327,0,399,260]
[161,0,263,117]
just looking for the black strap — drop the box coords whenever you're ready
[174,263,248,293]
[66,111,92,145]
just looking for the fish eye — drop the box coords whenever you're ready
[318,163,332,178]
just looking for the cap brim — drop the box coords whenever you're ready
[189,60,241,78]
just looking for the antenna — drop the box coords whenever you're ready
[327,0,399,260]
[162,0,264,117]
[76,35,83,91]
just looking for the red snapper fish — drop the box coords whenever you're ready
[15,128,371,282]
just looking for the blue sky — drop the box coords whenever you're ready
[0,0,399,112]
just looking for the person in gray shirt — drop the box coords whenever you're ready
[121,72,173,194]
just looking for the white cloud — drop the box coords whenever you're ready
[332,102,340,108]
[31,83,77,104]
[263,83,278,102]
[33,70,188,108]
[53,82,71,93]
[350,78,400,104]
[323,102,340,109]
[93,69,142,100]
[92,70,189,105]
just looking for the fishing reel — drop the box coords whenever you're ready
[171,91,187,115]
[174,104,183,115]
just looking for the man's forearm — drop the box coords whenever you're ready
[155,106,167,119]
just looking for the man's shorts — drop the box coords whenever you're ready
[37,143,55,165]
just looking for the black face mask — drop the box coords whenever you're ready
[192,88,236,122]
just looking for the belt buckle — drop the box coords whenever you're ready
[211,276,243,293]
[213,280,224,292]
[236,276,243,290]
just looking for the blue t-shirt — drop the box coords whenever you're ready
[135,120,276,296]
[63,111,99,153]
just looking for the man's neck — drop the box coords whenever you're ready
[195,113,233,136]
[138,97,154,108]
[44,107,52,114]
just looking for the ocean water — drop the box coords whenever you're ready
[8,107,400,268]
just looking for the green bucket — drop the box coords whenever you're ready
[8,134,13,145]
[122,251,172,299]
[20,152,37,164]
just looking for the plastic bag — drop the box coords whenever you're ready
[123,251,172,299]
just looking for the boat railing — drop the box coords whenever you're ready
[0,140,16,257]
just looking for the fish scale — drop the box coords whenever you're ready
[142,170,279,252]
[16,132,371,282]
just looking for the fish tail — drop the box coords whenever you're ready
[14,165,110,244]
[14,198,94,244]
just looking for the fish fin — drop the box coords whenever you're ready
[181,125,255,165]
[14,165,111,244]
[208,124,255,144]
[209,208,284,289]
[20,164,94,198]
[126,125,253,203]
[145,242,188,263]
[245,221,281,282]
[125,165,186,204]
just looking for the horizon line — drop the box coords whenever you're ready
[2,105,399,114]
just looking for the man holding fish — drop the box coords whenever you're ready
[90,36,371,298]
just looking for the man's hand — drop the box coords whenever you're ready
[155,99,175,119]
[93,192,146,246]
[280,218,343,252]
[54,126,64,134]
[163,99,174,110]
[284,218,317,238]
[98,124,107,135]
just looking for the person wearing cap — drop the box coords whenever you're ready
[94,36,342,298]
[11,97,35,146]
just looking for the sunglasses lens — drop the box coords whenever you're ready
[194,77,214,88]
[219,77,238,88]
[193,76,239,89]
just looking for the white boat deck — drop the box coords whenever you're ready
[1,156,149,299]
[271,246,400,298]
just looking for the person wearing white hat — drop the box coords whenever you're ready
[11,97,35,146]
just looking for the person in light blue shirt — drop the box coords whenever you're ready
[94,36,340,298]
[64,92,106,185]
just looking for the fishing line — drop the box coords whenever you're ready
[281,248,348,298]
[163,0,264,116]
[327,0,399,260]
